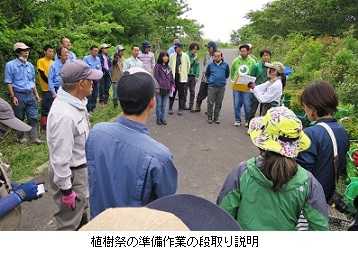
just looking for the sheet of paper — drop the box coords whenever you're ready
[235,74,256,85]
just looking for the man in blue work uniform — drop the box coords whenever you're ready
[86,68,178,218]
[4,42,42,144]
[48,47,69,97]
[84,45,102,112]
[0,98,42,230]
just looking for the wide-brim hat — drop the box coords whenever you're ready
[147,194,241,231]
[265,61,285,74]
[0,98,31,132]
[248,106,311,158]
[99,43,111,49]
[80,208,189,231]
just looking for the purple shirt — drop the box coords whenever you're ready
[154,64,175,90]
[103,55,109,71]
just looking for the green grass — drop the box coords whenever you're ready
[0,103,120,181]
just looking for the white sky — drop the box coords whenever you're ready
[185,0,273,42]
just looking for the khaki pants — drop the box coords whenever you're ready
[49,166,89,231]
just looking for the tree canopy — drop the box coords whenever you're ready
[0,0,202,65]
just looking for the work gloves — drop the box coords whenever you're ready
[61,190,78,210]
[13,181,39,202]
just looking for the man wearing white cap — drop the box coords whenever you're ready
[4,42,42,144]
[47,60,103,230]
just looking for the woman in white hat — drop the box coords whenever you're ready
[249,61,286,116]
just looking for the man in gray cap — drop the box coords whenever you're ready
[47,60,103,230]
[0,98,42,230]
[4,42,42,144]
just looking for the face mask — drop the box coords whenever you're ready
[18,56,28,62]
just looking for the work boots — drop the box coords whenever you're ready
[29,120,43,145]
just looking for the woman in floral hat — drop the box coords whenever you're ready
[217,106,329,230]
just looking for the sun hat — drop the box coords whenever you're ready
[147,194,241,231]
[115,45,125,52]
[13,42,30,51]
[248,106,311,158]
[80,208,189,231]
[99,43,111,49]
[0,98,31,132]
[265,61,285,74]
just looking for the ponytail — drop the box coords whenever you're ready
[280,73,286,89]
[261,151,298,192]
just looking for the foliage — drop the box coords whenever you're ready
[0,0,203,71]
[233,0,358,39]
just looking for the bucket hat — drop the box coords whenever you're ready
[248,106,311,158]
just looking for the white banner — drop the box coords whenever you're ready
[0,231,354,254]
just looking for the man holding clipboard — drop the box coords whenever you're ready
[230,44,256,127]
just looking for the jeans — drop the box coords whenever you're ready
[233,91,252,123]
[169,75,186,111]
[13,91,39,139]
[156,94,170,122]
[186,75,197,109]
[99,72,111,104]
[87,80,99,112]
[207,86,225,121]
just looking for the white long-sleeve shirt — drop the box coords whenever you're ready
[252,78,283,104]
[47,89,90,190]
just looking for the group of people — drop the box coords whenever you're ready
[0,37,357,231]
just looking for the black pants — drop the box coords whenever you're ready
[169,75,186,111]
[87,80,99,112]
[41,91,54,117]
[248,96,260,121]
[186,75,197,109]
[195,81,208,109]
[99,72,111,104]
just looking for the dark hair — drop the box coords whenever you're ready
[300,81,338,117]
[260,48,272,57]
[189,42,200,51]
[117,73,155,116]
[280,73,287,88]
[90,45,98,50]
[56,47,65,57]
[239,44,250,51]
[43,45,53,52]
[131,45,140,50]
[261,151,298,192]
[157,51,170,65]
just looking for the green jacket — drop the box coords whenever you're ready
[217,157,329,231]
[251,61,268,85]
[230,56,257,92]
[188,53,200,78]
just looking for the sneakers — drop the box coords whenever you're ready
[177,110,183,116]
[208,119,213,124]
[215,119,221,124]
[245,122,249,128]
[161,120,168,125]
[156,120,162,125]
[168,109,174,115]
[233,121,241,127]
